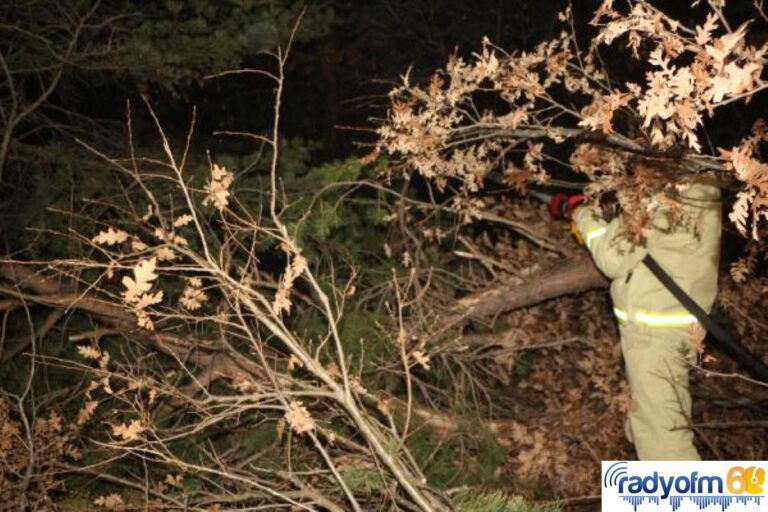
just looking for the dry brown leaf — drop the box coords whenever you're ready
[94,494,124,508]
[173,213,194,228]
[77,400,98,425]
[155,246,177,261]
[92,228,128,246]
[111,419,144,442]
[180,279,207,311]
[203,163,234,211]
[122,257,158,304]
[284,401,315,435]
[77,345,102,360]
[412,350,431,371]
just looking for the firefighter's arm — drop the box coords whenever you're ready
[572,206,647,280]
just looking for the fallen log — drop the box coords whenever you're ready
[455,255,608,319]
[446,256,768,384]
[0,262,261,388]
[1,255,609,360]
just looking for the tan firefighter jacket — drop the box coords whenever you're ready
[573,175,722,328]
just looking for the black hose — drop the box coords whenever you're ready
[643,254,768,383]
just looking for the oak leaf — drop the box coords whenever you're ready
[155,246,177,261]
[122,257,159,304]
[284,401,315,435]
[93,228,128,246]
[77,400,98,425]
[94,494,124,508]
[173,214,194,228]
[77,345,102,360]
[111,419,144,442]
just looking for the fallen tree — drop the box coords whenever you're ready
[375,0,768,244]
[0,42,455,508]
[453,255,607,321]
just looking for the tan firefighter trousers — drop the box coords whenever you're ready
[619,322,700,460]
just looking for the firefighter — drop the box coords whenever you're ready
[550,174,722,460]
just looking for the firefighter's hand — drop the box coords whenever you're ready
[570,220,585,246]
[549,193,585,220]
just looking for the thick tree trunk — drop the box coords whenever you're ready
[445,256,768,384]
[435,255,608,336]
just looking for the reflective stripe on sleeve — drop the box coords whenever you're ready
[613,307,698,327]
[584,226,607,250]
[635,311,698,326]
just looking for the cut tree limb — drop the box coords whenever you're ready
[446,255,768,384]
[450,255,608,323]
[0,262,262,388]
[1,308,65,362]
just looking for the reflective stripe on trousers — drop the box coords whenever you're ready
[613,307,697,327]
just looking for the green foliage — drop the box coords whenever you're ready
[238,420,280,458]
[264,153,387,265]
[453,490,561,512]
[338,310,390,373]
[404,416,508,489]
[339,467,386,493]
[278,138,325,176]
[111,1,338,89]
[0,1,343,256]
[296,157,366,188]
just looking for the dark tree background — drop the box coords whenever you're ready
[3,0,763,252]
[1,0,573,254]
